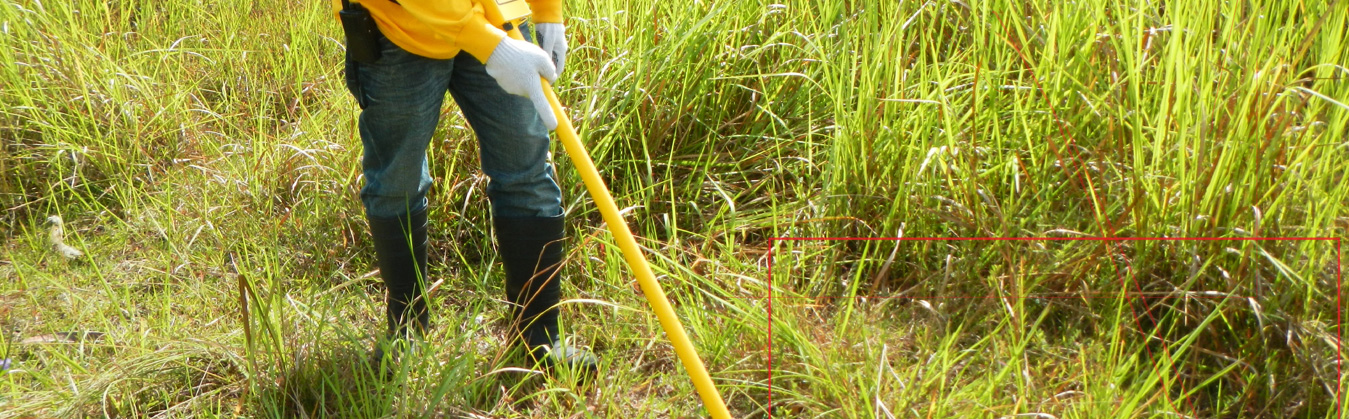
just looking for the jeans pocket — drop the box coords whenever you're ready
[344,28,398,110]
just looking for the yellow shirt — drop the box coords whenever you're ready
[331,0,563,62]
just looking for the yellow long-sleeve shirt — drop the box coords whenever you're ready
[331,0,563,62]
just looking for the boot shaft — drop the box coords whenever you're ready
[368,208,430,336]
[494,215,565,348]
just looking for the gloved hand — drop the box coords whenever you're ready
[485,37,559,130]
[534,23,568,76]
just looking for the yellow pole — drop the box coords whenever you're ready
[503,24,734,419]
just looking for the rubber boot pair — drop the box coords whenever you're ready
[495,215,598,376]
[366,210,596,378]
[367,208,429,378]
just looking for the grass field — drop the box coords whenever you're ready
[2,0,1347,417]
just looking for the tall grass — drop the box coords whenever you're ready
[2,0,1345,417]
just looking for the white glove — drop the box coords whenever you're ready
[485,37,559,130]
[534,23,568,76]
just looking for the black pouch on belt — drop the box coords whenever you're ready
[339,0,381,64]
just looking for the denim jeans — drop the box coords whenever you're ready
[344,24,563,220]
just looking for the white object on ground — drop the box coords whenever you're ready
[46,215,83,260]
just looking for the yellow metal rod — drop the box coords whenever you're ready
[504,23,734,419]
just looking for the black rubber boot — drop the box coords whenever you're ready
[367,208,430,377]
[495,215,598,375]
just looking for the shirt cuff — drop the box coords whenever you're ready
[530,1,563,23]
[458,14,507,63]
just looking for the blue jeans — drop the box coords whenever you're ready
[344,25,563,220]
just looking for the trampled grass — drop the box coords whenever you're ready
[1,0,1345,417]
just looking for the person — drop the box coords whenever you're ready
[332,0,597,376]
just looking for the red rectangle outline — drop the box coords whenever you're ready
[764,237,1343,418]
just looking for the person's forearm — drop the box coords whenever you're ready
[398,0,507,62]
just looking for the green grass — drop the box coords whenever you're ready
[1,0,1346,417]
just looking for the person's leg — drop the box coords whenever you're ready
[345,32,454,347]
[447,27,596,372]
